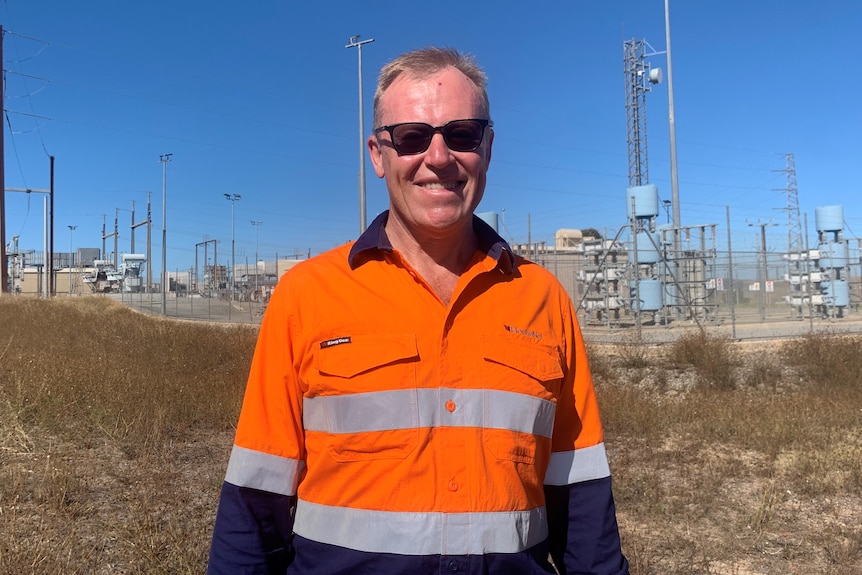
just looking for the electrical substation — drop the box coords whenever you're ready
[492,37,860,333]
[570,37,722,328]
[784,205,855,319]
[2,27,859,333]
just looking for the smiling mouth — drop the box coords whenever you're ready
[418,181,459,190]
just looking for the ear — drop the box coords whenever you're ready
[483,128,494,168]
[368,135,386,178]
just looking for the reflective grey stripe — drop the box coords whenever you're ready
[224,445,305,496]
[544,443,611,486]
[294,499,548,555]
[304,388,556,437]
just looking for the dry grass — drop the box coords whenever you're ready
[595,330,862,574]
[0,297,254,574]
[1,297,861,573]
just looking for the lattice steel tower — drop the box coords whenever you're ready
[624,39,661,187]
[774,153,802,258]
[774,152,805,316]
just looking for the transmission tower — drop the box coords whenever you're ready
[774,153,802,257]
[773,153,805,316]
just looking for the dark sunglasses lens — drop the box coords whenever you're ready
[442,120,484,152]
[391,124,434,155]
[389,120,486,154]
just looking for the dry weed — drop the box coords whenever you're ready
[2,297,861,573]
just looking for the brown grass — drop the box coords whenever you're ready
[595,331,862,574]
[0,297,254,574]
[1,297,861,573]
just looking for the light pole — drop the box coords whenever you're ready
[251,220,262,298]
[224,193,241,319]
[665,0,681,246]
[67,225,77,295]
[159,153,172,315]
[346,34,374,234]
[662,200,672,224]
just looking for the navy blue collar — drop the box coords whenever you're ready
[348,210,516,274]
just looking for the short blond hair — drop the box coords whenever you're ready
[372,47,490,128]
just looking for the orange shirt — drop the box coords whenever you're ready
[225,213,610,557]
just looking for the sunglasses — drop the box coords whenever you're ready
[373,118,493,156]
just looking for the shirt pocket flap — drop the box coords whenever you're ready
[317,334,419,378]
[481,333,564,382]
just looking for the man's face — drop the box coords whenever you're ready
[368,67,493,240]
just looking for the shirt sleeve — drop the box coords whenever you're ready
[208,484,296,575]
[544,297,629,575]
[208,278,306,574]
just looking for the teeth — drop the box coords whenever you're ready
[420,182,457,190]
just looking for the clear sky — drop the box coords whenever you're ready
[2,0,860,277]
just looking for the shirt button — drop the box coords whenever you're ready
[447,560,459,572]
[448,480,458,492]
[445,400,456,412]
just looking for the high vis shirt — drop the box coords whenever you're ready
[209,211,629,575]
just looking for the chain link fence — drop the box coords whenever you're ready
[103,247,862,343]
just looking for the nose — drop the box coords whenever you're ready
[424,132,454,167]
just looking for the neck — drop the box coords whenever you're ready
[385,215,478,275]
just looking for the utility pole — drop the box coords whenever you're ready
[130,200,136,252]
[748,220,779,321]
[160,153,172,315]
[102,210,119,270]
[346,35,374,234]
[68,225,77,295]
[224,193,241,320]
[0,25,6,294]
[113,208,119,271]
[251,220,262,297]
[47,157,55,296]
[131,197,150,291]
[146,192,152,293]
[101,215,107,263]
[6,185,51,294]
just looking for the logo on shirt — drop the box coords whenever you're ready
[320,336,352,349]
[504,325,542,340]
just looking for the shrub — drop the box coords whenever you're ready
[667,330,736,389]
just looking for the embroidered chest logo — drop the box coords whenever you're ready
[504,325,542,340]
[320,336,352,349]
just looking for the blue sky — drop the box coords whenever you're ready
[2,1,860,276]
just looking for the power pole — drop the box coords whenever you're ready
[113,208,119,271]
[49,156,55,296]
[68,225,77,295]
[146,192,152,293]
[251,220,262,297]
[0,24,6,294]
[131,198,150,287]
[102,212,117,269]
[160,153,172,315]
[130,200,136,252]
[748,220,779,321]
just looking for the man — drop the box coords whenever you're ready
[209,46,629,575]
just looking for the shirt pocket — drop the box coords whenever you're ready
[311,333,420,461]
[479,333,564,464]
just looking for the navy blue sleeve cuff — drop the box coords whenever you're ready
[208,482,296,575]
[545,476,630,575]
